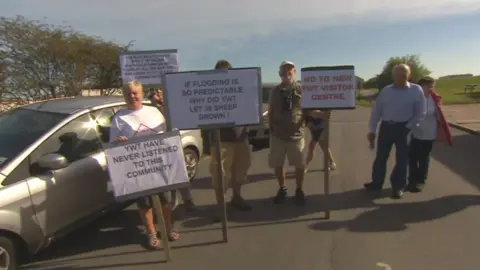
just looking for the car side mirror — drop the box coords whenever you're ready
[37,153,68,170]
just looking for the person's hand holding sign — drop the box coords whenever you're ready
[117,136,128,142]
[323,110,331,120]
[308,109,331,120]
[155,89,164,106]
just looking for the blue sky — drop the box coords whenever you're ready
[2,0,480,82]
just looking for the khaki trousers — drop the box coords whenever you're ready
[209,140,251,194]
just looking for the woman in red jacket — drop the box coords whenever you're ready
[407,76,453,192]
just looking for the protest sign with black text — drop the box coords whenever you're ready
[119,49,179,85]
[301,66,356,110]
[300,65,356,220]
[161,68,262,130]
[103,130,189,202]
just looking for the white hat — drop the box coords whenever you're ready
[279,61,295,68]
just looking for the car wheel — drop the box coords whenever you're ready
[0,236,18,270]
[184,147,199,181]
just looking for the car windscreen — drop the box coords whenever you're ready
[0,108,67,169]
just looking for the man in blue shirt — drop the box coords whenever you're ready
[365,64,426,199]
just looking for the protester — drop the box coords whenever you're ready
[305,110,336,171]
[209,60,252,217]
[407,76,453,192]
[149,88,197,212]
[267,60,309,205]
[201,130,212,156]
[109,80,179,249]
[366,64,426,199]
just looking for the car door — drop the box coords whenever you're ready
[90,107,117,206]
[26,113,108,236]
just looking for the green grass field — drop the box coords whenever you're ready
[435,75,480,104]
[357,75,480,107]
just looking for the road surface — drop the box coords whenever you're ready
[22,108,480,270]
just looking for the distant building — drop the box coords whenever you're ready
[80,89,122,96]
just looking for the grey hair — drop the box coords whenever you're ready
[123,80,143,93]
[392,64,411,74]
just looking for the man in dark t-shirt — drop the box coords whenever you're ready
[150,88,197,212]
[209,60,252,216]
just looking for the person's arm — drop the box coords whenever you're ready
[108,116,121,143]
[267,88,276,131]
[308,110,330,119]
[406,86,426,130]
[368,88,386,134]
[158,104,166,116]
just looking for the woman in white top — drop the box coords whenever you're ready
[407,76,450,192]
[109,80,179,249]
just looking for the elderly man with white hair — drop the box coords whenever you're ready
[365,64,426,199]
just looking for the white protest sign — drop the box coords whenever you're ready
[162,68,262,130]
[301,66,356,109]
[104,130,189,201]
[119,49,179,85]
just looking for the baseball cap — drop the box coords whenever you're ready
[279,61,295,68]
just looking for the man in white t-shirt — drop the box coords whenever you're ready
[109,80,178,249]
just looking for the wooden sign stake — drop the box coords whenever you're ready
[151,195,172,262]
[323,110,331,220]
[212,130,229,242]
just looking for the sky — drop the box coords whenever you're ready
[2,0,480,82]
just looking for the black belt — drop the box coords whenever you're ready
[382,120,407,125]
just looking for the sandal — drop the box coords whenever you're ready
[167,231,180,241]
[329,162,337,171]
[147,233,161,249]
[160,231,180,242]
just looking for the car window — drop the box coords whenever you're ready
[30,114,102,166]
[1,158,31,186]
[0,108,67,170]
[112,105,127,113]
[91,108,115,143]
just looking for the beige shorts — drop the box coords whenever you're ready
[268,135,305,168]
[209,140,251,193]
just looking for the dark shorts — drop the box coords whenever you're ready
[136,193,168,209]
[309,128,324,142]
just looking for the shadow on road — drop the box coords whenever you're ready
[431,134,480,190]
[23,260,168,270]
[24,210,144,265]
[27,189,394,267]
[24,185,475,268]
[24,241,225,270]
[310,194,480,232]
[191,170,323,190]
[23,208,225,269]
[179,188,391,228]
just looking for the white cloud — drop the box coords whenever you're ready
[1,0,480,49]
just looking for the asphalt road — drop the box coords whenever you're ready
[22,108,480,270]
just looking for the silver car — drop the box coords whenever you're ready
[0,96,203,270]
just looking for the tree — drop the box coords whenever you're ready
[355,76,364,89]
[0,15,130,101]
[88,40,132,95]
[376,54,431,90]
[363,76,378,89]
[0,51,6,97]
